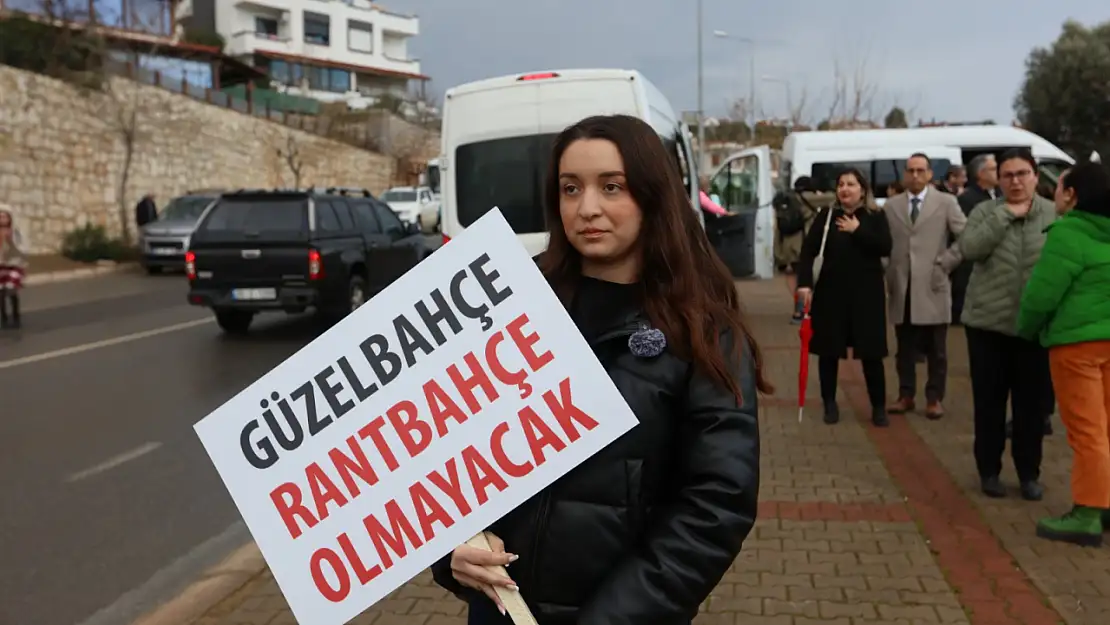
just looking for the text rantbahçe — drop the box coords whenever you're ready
[301,374,598,603]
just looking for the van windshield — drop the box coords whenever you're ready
[455,134,558,233]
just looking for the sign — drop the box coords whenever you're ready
[194,209,639,625]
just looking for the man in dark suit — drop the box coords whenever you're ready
[951,154,998,323]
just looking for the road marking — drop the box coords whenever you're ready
[0,318,213,370]
[66,442,163,483]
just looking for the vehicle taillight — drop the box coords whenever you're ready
[517,72,559,81]
[442,233,451,246]
[184,251,196,280]
[308,248,323,280]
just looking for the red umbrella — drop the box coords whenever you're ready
[798,299,813,422]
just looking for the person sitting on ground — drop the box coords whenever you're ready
[433,114,766,625]
[1017,161,1110,546]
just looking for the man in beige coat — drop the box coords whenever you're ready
[884,153,968,419]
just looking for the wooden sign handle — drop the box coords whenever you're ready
[465,532,538,625]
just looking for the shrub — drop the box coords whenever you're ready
[61,224,138,263]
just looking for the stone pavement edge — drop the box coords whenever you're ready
[131,277,1106,625]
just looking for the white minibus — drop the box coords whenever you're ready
[779,125,1074,205]
[438,69,700,256]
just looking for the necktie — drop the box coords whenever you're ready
[911,197,921,224]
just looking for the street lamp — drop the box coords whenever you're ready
[710,31,754,143]
[697,0,705,173]
[713,32,786,144]
[762,75,792,130]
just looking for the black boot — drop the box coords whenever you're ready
[823,401,840,425]
[8,292,19,329]
[872,405,889,427]
[0,293,8,329]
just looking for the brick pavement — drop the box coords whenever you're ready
[178,277,1110,625]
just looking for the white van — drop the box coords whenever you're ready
[779,125,1074,205]
[420,158,441,200]
[438,69,700,256]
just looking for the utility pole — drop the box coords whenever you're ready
[747,51,755,144]
[692,0,701,170]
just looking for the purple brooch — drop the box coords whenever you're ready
[629,327,667,358]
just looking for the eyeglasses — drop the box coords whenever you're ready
[1001,170,1034,181]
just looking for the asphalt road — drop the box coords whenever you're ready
[0,240,440,625]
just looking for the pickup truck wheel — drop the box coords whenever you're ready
[214,309,254,335]
[347,276,368,314]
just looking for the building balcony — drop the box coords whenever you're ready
[234,0,294,11]
[225,30,294,58]
[378,54,420,76]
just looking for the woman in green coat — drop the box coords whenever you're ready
[1018,161,1110,547]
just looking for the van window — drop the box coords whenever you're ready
[811,159,952,198]
[710,154,761,211]
[455,134,556,233]
[200,197,307,233]
[663,134,694,196]
[778,158,792,193]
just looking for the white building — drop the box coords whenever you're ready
[173,0,426,108]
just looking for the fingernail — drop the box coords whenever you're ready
[507,584,519,592]
[508,554,519,563]
[498,604,506,616]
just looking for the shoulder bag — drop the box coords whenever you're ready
[811,208,834,284]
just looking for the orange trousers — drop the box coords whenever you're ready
[1049,340,1110,508]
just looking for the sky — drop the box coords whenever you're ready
[385,0,1108,126]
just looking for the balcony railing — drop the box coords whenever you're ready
[225,30,292,56]
[97,57,409,153]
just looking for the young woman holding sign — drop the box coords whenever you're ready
[432,114,768,624]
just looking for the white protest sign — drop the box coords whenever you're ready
[195,208,639,625]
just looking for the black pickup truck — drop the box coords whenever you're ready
[185,189,429,334]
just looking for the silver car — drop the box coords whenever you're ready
[139,193,219,274]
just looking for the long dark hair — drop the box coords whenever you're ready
[538,114,772,398]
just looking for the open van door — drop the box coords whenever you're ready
[676,122,704,228]
[706,145,774,279]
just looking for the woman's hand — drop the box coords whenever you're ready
[450,533,518,613]
[796,287,812,308]
[836,214,860,233]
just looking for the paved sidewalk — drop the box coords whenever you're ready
[172,277,1105,625]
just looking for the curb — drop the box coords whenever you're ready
[24,262,138,287]
[130,542,267,625]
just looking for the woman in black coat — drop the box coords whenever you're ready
[432,114,768,625]
[796,167,892,426]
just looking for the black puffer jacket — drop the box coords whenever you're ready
[431,306,761,625]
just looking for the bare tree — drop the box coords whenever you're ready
[821,56,882,128]
[823,59,846,126]
[789,85,810,128]
[845,57,879,123]
[277,132,307,188]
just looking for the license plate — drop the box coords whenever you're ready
[231,288,276,301]
[152,247,179,256]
